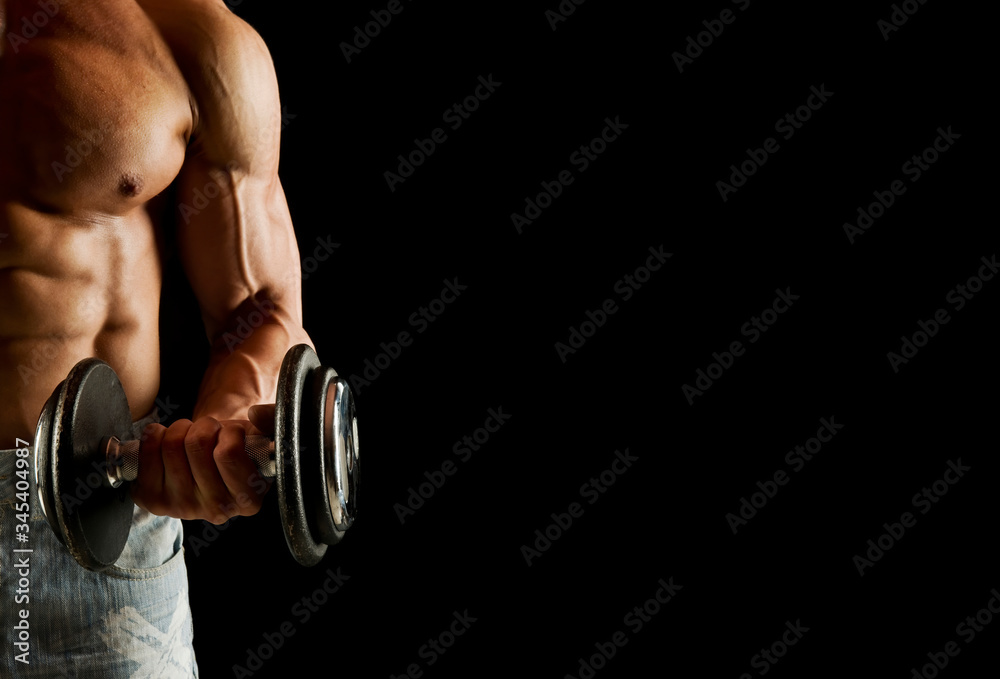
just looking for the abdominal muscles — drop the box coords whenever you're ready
[0,204,164,443]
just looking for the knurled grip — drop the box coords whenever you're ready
[107,435,277,486]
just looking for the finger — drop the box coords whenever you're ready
[183,417,231,523]
[214,422,269,517]
[160,419,195,515]
[248,404,276,436]
[131,422,167,513]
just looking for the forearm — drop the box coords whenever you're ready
[193,298,313,422]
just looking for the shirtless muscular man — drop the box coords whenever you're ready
[1,0,313,674]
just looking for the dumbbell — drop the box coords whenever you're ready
[33,344,359,572]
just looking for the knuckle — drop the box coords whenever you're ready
[163,420,192,452]
[209,503,239,526]
[168,419,193,434]
[139,423,166,444]
[214,433,248,466]
[220,422,248,444]
[143,499,167,517]
[238,493,263,515]
[187,419,220,455]
[180,501,203,522]
[212,443,239,465]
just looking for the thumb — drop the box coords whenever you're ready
[248,404,276,437]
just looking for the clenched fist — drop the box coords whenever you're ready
[130,405,276,524]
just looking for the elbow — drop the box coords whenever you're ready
[208,291,310,357]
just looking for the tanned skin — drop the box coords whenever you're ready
[0,0,312,524]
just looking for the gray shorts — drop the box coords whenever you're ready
[0,411,199,677]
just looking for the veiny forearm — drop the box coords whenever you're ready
[193,299,313,422]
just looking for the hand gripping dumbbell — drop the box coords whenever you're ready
[33,345,359,572]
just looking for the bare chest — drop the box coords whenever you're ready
[0,0,193,215]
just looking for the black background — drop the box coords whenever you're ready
[164,1,996,677]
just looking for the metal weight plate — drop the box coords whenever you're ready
[307,368,359,546]
[332,376,360,534]
[50,359,135,571]
[275,344,327,566]
[34,382,65,544]
[298,366,330,547]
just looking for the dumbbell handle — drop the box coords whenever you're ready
[103,435,276,488]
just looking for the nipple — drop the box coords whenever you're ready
[118,174,143,198]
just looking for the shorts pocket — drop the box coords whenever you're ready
[105,543,187,581]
